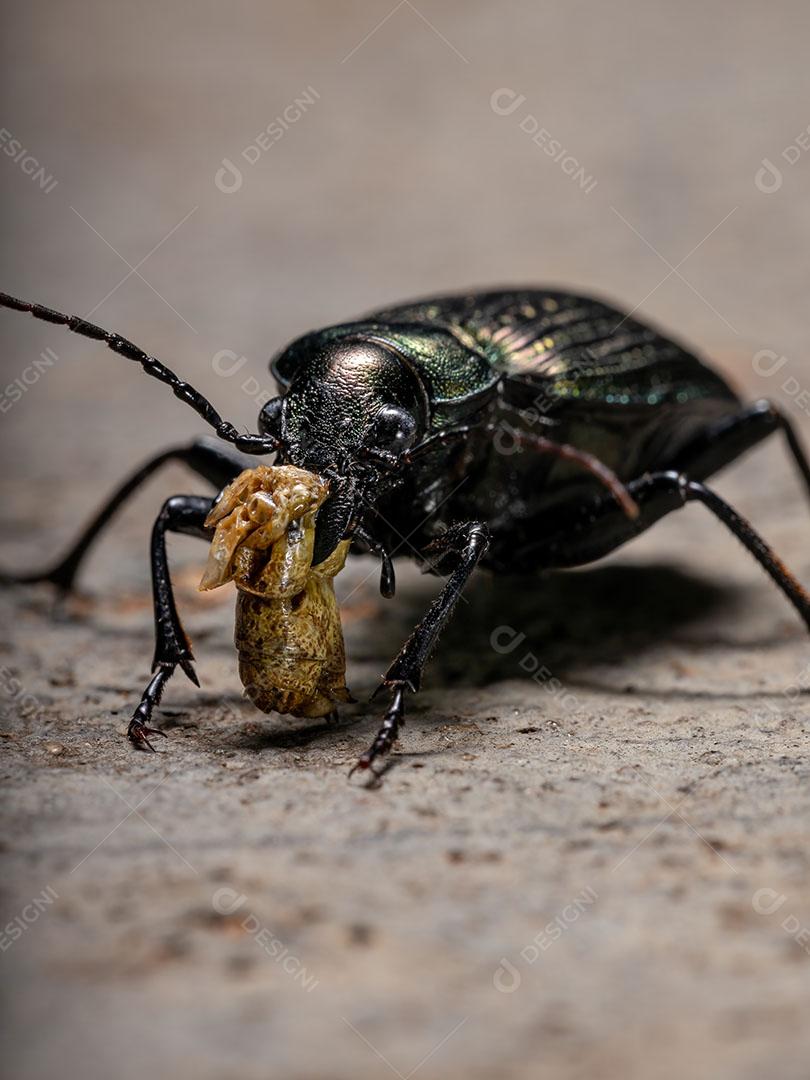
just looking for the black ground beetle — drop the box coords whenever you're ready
[2,287,809,775]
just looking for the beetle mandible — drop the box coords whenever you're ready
[2,287,809,775]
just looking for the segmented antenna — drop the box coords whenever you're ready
[0,292,282,455]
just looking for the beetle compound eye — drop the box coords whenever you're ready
[366,405,417,455]
[258,396,284,438]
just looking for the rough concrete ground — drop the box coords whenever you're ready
[2,391,810,1080]
[3,2,810,1076]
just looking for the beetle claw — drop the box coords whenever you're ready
[348,751,372,776]
[347,753,387,786]
[128,719,168,752]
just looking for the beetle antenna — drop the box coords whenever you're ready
[0,292,284,456]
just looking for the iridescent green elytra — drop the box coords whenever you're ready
[274,288,734,423]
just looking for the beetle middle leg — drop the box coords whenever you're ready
[128,494,214,750]
[351,521,489,775]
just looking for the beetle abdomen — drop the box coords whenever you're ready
[234,581,351,718]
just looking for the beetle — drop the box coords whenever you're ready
[2,286,809,775]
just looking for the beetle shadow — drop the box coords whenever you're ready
[252,558,802,751]
[364,561,752,694]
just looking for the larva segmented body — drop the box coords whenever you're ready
[200,465,352,717]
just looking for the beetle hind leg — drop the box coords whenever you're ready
[681,476,810,630]
[562,469,810,634]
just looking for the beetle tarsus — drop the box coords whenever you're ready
[350,685,406,777]
[127,718,168,753]
[128,667,174,750]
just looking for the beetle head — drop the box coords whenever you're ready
[258,337,428,564]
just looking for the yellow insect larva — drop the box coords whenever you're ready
[199,464,352,718]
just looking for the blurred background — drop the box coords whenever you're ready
[2,0,809,492]
[2,3,810,1079]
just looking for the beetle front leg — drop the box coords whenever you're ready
[128,494,213,751]
[351,521,489,775]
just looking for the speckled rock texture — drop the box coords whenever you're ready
[2,2,809,1078]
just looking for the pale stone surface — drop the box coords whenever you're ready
[2,2,810,1077]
